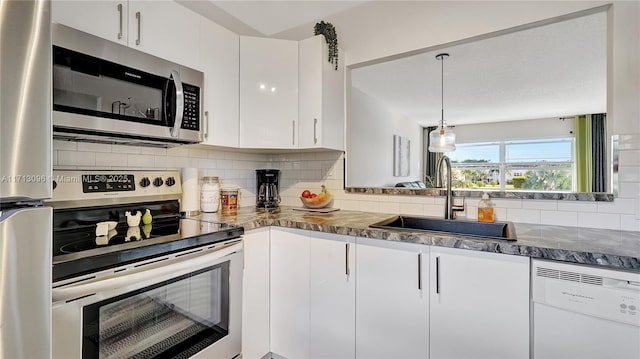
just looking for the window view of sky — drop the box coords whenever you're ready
[447,138,573,163]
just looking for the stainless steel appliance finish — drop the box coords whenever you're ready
[49,170,243,358]
[47,169,182,209]
[52,239,243,359]
[1,0,52,202]
[51,23,203,147]
[0,207,52,359]
[0,1,53,358]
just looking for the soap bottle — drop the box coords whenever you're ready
[477,193,495,223]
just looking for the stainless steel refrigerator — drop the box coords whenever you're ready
[0,0,52,358]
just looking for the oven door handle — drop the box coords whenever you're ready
[169,70,184,138]
[52,242,241,303]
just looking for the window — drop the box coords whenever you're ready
[446,137,575,192]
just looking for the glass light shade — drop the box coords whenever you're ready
[428,126,456,152]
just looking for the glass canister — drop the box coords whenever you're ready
[200,176,220,212]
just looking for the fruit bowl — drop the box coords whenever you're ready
[300,193,333,209]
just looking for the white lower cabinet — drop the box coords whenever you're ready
[309,232,355,359]
[241,228,270,359]
[355,237,429,359]
[243,228,531,359]
[429,247,530,359]
[270,228,310,359]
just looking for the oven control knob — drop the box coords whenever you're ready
[153,177,164,187]
[140,177,151,188]
[166,177,176,187]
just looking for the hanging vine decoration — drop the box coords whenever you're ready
[314,21,339,70]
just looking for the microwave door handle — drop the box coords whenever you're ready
[169,70,184,137]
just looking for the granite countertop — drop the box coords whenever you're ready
[191,206,640,271]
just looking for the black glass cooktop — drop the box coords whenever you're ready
[52,200,243,282]
[53,219,181,256]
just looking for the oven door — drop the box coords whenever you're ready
[52,240,242,359]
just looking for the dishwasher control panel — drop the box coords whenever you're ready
[532,260,640,327]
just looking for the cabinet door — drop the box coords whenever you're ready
[356,237,429,358]
[430,247,529,359]
[52,0,128,45]
[298,35,344,150]
[309,232,355,359]
[241,228,270,359]
[270,228,309,359]
[200,18,239,147]
[127,0,201,69]
[239,37,298,149]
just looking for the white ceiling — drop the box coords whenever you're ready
[209,1,366,36]
[351,11,607,126]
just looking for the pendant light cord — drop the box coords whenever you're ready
[435,53,449,131]
[441,54,444,129]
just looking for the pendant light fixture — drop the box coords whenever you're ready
[428,53,456,153]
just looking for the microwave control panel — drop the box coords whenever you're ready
[181,83,200,131]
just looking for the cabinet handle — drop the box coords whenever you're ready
[345,242,350,276]
[135,11,141,45]
[117,4,123,39]
[313,118,318,144]
[418,252,423,290]
[292,120,295,146]
[435,256,440,294]
[203,111,209,139]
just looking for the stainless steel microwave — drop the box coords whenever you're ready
[52,24,203,147]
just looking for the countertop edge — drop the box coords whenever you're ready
[234,216,640,272]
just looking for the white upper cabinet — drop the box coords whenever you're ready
[52,1,201,70]
[127,0,201,70]
[429,247,530,359]
[239,36,299,149]
[355,237,429,359]
[52,1,128,46]
[199,18,240,147]
[298,35,345,150]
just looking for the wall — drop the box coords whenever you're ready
[348,88,422,187]
[454,117,575,143]
[53,140,270,208]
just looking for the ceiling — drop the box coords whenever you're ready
[178,0,369,38]
[210,1,366,36]
[351,11,607,126]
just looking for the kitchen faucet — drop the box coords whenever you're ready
[435,155,465,219]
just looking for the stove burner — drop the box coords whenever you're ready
[54,220,179,256]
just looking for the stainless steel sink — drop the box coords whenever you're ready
[370,215,517,240]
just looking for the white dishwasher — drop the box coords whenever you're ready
[532,259,640,359]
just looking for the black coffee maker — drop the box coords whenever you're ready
[256,169,281,209]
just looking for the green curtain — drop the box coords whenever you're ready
[575,115,593,192]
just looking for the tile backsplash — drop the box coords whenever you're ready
[53,140,271,208]
[54,134,640,232]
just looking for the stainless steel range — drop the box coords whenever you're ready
[47,170,243,359]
